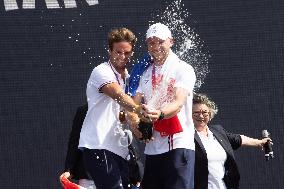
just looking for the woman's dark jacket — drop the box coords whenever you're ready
[194,124,242,189]
[64,104,90,180]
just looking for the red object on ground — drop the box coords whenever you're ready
[61,176,83,189]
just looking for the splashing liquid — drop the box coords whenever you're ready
[150,0,210,90]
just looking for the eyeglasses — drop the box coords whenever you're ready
[192,111,210,117]
[113,49,133,57]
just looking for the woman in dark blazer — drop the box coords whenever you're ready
[59,104,97,188]
[193,93,270,189]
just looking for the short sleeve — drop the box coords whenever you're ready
[224,129,242,150]
[174,63,196,92]
[88,63,117,91]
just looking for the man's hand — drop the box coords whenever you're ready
[141,104,161,122]
[126,112,143,139]
[132,127,143,139]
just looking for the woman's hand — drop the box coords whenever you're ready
[59,171,71,187]
[260,138,272,150]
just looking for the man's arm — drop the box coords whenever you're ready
[101,82,142,114]
[126,92,144,139]
[144,87,188,121]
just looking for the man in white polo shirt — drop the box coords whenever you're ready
[132,23,196,189]
[78,28,143,189]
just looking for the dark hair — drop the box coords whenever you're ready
[108,28,137,51]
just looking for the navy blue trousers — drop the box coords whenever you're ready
[83,149,130,189]
[141,148,195,189]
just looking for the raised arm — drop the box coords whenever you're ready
[241,135,271,148]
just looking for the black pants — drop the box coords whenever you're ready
[142,148,195,189]
[83,149,130,189]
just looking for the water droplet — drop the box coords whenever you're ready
[151,0,210,89]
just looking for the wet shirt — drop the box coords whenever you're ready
[78,62,129,158]
[137,51,196,155]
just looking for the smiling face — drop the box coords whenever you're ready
[109,41,133,72]
[107,28,136,73]
[192,103,211,130]
[146,36,173,63]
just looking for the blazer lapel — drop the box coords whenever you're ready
[194,131,207,156]
[210,127,233,155]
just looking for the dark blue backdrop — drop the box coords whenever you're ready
[0,0,283,188]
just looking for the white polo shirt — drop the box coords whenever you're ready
[78,61,129,159]
[136,51,196,155]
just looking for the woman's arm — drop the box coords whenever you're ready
[241,135,271,148]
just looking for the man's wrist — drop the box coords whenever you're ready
[158,110,165,120]
[133,105,142,115]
